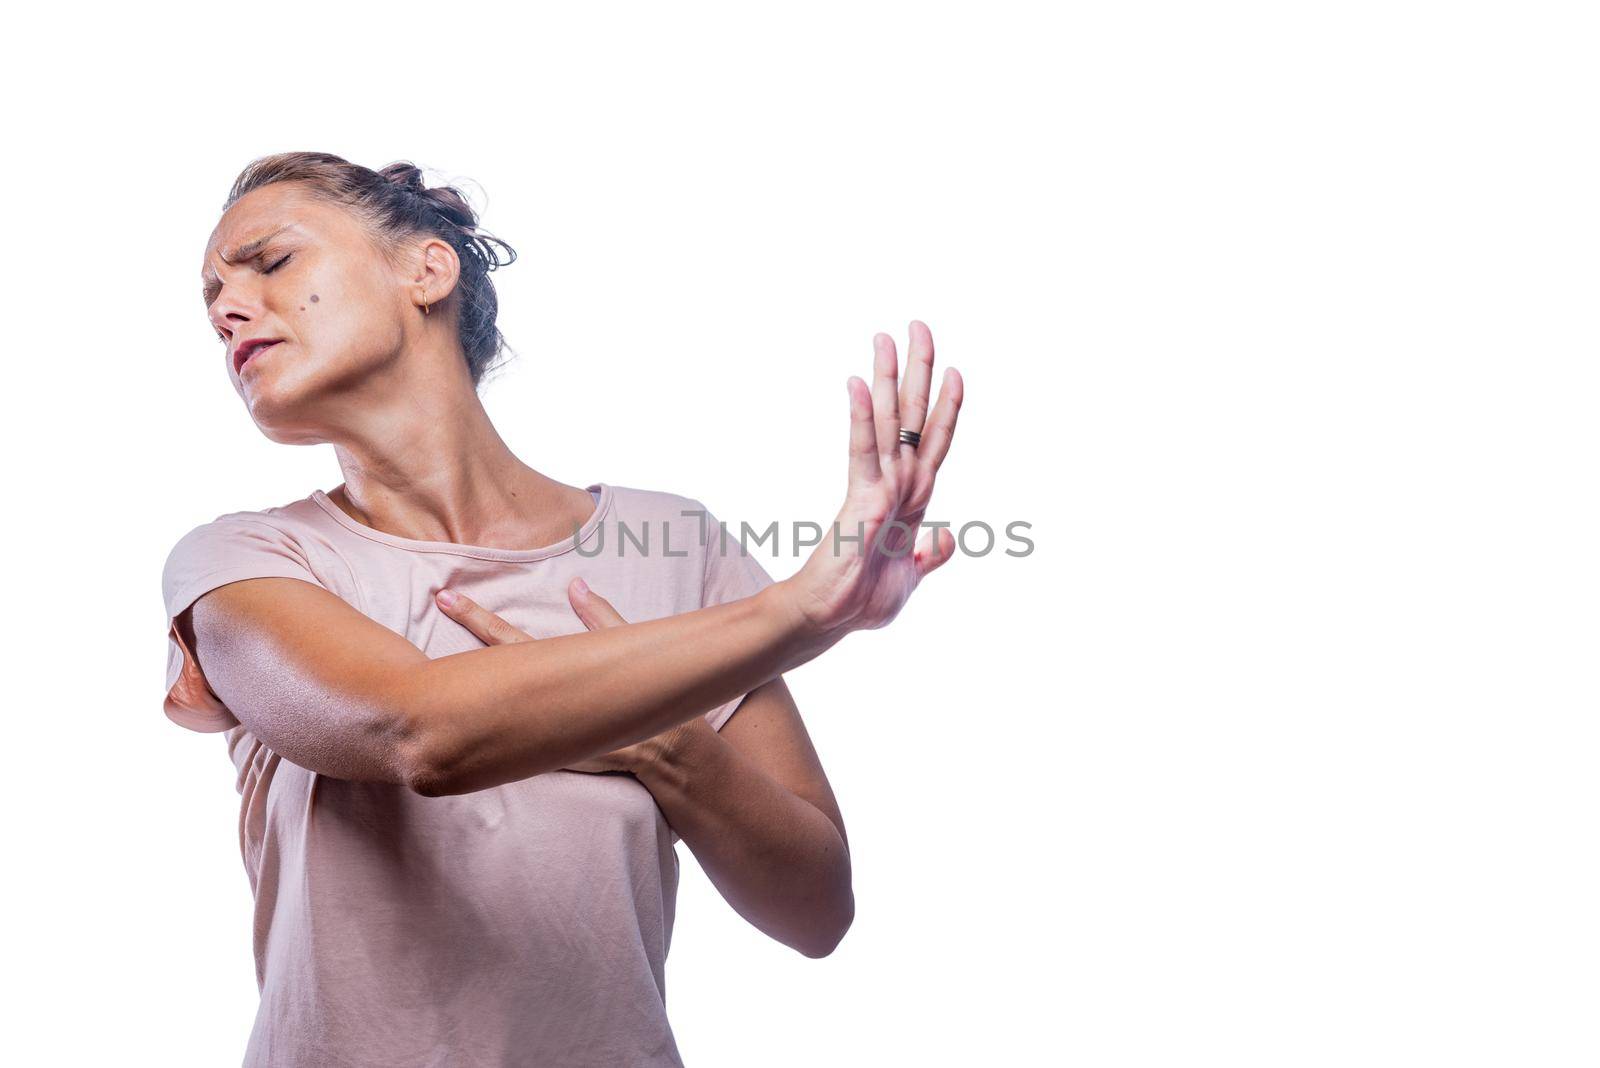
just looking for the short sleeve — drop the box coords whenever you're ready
[696,504,779,732]
[160,516,324,734]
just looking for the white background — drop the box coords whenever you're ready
[4,3,1596,1065]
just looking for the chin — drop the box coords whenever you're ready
[254,420,325,446]
[240,341,387,444]
[250,411,326,446]
[243,373,330,445]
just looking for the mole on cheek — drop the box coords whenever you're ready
[309,294,320,303]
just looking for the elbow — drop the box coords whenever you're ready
[798,890,855,959]
[404,755,455,798]
[394,711,542,797]
[375,686,462,798]
[399,722,469,797]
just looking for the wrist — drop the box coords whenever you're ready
[762,579,847,667]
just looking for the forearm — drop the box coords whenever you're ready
[393,581,840,795]
[636,721,854,958]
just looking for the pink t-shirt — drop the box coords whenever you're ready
[161,482,776,1067]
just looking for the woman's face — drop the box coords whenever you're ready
[202,182,418,443]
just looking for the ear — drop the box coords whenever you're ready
[411,235,461,312]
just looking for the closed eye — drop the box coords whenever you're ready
[263,253,292,274]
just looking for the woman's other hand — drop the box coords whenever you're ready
[434,581,704,776]
[786,320,964,639]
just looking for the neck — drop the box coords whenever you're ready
[319,343,585,550]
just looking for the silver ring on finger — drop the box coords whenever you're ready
[898,427,922,449]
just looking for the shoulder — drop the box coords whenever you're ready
[161,494,327,605]
[600,482,768,582]
[604,483,779,598]
[602,483,720,549]
[604,483,712,523]
[164,494,321,556]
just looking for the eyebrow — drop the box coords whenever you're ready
[201,225,292,305]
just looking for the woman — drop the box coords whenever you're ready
[162,151,964,1067]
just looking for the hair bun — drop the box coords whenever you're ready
[377,161,428,195]
[377,162,485,238]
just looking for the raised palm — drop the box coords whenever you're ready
[790,321,964,636]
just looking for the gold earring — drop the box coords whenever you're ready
[423,298,430,316]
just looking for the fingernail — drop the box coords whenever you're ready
[572,577,589,597]
[437,588,458,607]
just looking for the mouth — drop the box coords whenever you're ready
[234,338,284,375]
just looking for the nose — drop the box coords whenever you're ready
[207,274,263,343]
